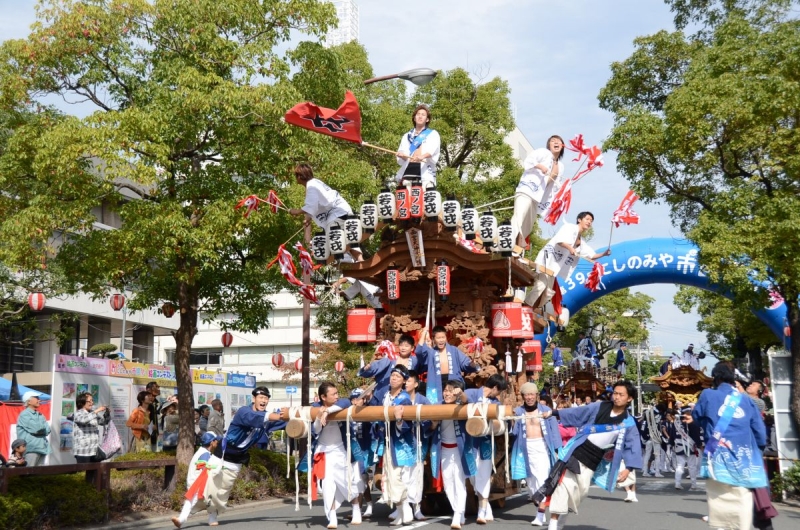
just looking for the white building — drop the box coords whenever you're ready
[325,0,359,47]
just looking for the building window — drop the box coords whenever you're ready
[0,329,35,373]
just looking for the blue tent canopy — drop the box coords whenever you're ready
[0,377,51,401]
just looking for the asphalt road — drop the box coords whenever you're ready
[135,475,800,530]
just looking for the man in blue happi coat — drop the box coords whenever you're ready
[538,381,642,530]
[415,326,479,404]
[404,370,432,521]
[358,334,420,404]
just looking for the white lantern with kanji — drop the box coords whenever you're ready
[359,201,377,234]
[310,231,330,264]
[377,187,396,222]
[461,201,477,240]
[110,293,126,311]
[497,220,514,256]
[272,353,284,367]
[343,215,363,249]
[327,222,347,259]
[441,195,461,231]
[221,332,233,347]
[335,360,345,372]
[479,210,498,250]
[423,186,442,221]
[28,292,46,312]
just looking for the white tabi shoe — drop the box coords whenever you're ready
[208,510,219,527]
[328,512,338,529]
[401,502,414,525]
[484,504,494,522]
[362,502,373,518]
[351,505,362,525]
[413,504,427,521]
[389,509,399,520]
[477,507,486,525]
[451,512,464,529]
[389,517,405,527]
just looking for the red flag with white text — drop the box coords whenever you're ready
[611,190,640,227]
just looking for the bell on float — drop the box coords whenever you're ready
[479,209,498,250]
[423,186,442,221]
[347,307,377,343]
[310,231,330,264]
[327,222,347,260]
[497,220,514,257]
[360,200,377,234]
[343,215,363,249]
[441,195,461,231]
[437,260,451,301]
[377,186,397,222]
[461,200,477,240]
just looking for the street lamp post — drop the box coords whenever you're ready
[364,68,437,86]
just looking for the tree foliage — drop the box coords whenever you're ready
[559,288,653,359]
[600,6,800,424]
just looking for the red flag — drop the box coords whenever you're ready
[293,241,316,276]
[574,145,604,181]
[267,190,285,213]
[584,262,605,292]
[543,179,574,225]
[375,339,397,361]
[566,133,591,162]
[235,194,260,218]
[268,244,304,287]
[551,278,563,315]
[611,190,640,227]
[299,284,319,304]
[284,91,362,144]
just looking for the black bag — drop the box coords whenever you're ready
[532,459,568,506]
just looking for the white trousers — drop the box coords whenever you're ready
[550,461,594,516]
[320,447,355,514]
[406,461,425,504]
[441,446,467,515]
[707,479,753,530]
[524,272,555,308]
[674,452,698,486]
[350,461,366,496]
[206,466,240,514]
[525,438,552,497]
[642,439,662,473]
[470,455,493,498]
[511,193,540,246]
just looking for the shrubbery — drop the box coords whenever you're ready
[0,449,304,529]
[771,461,800,499]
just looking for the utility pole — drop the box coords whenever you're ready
[301,220,311,406]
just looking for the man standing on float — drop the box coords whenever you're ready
[396,104,440,188]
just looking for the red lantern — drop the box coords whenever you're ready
[491,302,523,338]
[272,353,284,367]
[522,340,542,371]
[161,303,176,318]
[784,326,791,337]
[513,306,535,340]
[409,183,424,218]
[335,360,345,372]
[347,308,377,342]
[110,293,126,311]
[437,261,451,301]
[396,188,411,220]
[27,292,46,312]
[294,358,303,371]
[221,332,233,347]
[386,269,400,302]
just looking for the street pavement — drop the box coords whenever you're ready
[124,475,800,530]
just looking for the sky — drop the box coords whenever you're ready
[0,0,706,356]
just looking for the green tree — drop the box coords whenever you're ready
[674,286,780,377]
[560,288,653,359]
[599,5,800,424]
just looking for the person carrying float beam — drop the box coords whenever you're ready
[510,382,562,527]
[465,374,509,525]
[415,325,480,405]
[524,211,611,309]
[404,370,433,522]
[358,334,421,404]
[347,388,374,519]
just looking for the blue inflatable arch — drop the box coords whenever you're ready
[533,237,789,346]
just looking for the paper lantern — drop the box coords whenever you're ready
[497,220,514,257]
[347,307,377,343]
[409,183,424,218]
[359,201,377,234]
[310,231,330,264]
[441,195,461,231]
[335,360,345,372]
[491,302,523,338]
[272,352,284,367]
[221,332,233,348]
[522,340,543,372]
[386,269,400,302]
[461,201,477,240]
[479,210,498,250]
[424,186,442,221]
[27,292,46,312]
[437,260,451,301]
[294,358,303,371]
[785,326,791,337]
[110,293,126,311]
[343,215,363,249]
[161,302,176,318]
[327,222,347,259]
[377,187,396,222]
[396,187,411,220]
[513,305,535,340]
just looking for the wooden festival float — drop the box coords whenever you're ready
[650,364,713,408]
[544,363,622,402]
[288,181,564,510]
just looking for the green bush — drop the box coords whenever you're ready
[772,461,800,499]
[3,474,108,528]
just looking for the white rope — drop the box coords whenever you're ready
[475,195,515,210]
[287,406,301,479]
[383,402,394,508]
[346,406,353,500]
[484,205,514,213]
[501,405,510,482]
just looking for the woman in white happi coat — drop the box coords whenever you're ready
[395,104,441,188]
[524,211,611,308]
[510,135,566,248]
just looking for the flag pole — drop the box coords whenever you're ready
[607,221,614,249]
[360,141,400,156]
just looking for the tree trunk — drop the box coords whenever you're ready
[788,302,800,431]
[174,280,199,470]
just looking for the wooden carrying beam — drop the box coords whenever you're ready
[279,403,515,422]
